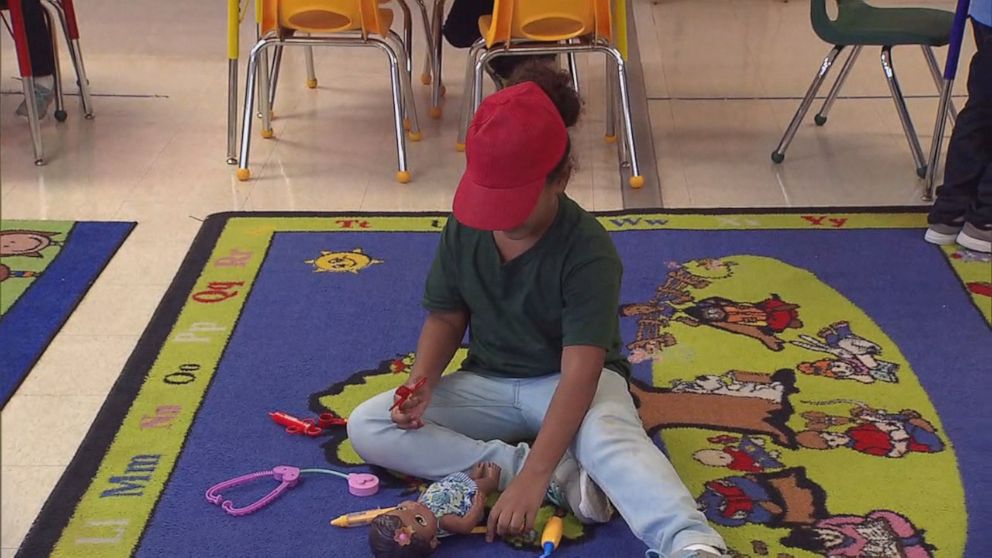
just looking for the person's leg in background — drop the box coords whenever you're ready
[441,0,553,82]
[15,0,56,118]
[927,20,992,253]
[959,22,992,252]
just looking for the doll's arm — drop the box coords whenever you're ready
[438,492,487,535]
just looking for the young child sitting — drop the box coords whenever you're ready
[368,459,611,557]
[348,61,728,558]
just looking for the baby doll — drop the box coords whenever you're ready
[368,462,502,557]
[367,457,612,557]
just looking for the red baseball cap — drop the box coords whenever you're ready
[453,81,568,231]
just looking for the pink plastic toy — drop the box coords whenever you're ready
[205,465,380,516]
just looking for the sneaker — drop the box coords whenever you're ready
[15,81,54,120]
[957,222,992,253]
[925,221,964,245]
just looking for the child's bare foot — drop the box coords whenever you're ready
[473,462,501,494]
[470,463,486,479]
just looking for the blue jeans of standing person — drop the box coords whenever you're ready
[348,369,727,558]
[929,20,992,227]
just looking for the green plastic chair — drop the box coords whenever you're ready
[772,0,956,177]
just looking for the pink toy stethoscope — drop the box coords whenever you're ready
[205,465,380,517]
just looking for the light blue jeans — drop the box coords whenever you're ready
[347,369,726,557]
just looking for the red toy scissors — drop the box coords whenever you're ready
[390,378,427,411]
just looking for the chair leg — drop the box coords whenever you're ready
[606,47,642,188]
[371,39,412,183]
[305,40,317,88]
[430,0,445,118]
[415,0,434,85]
[227,57,239,164]
[268,44,284,113]
[257,45,269,119]
[22,77,46,165]
[567,49,580,94]
[258,41,275,137]
[605,55,617,143]
[456,40,485,151]
[924,74,957,200]
[922,45,957,121]
[388,30,422,140]
[7,0,45,164]
[814,44,861,126]
[42,0,92,118]
[395,0,414,79]
[41,5,67,122]
[881,46,927,177]
[772,45,844,163]
[238,39,276,180]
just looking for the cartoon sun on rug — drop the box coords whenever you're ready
[309,255,964,557]
[305,248,383,274]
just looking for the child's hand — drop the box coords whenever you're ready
[486,470,548,542]
[391,381,432,429]
[466,491,487,525]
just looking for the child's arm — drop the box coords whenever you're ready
[412,310,469,387]
[487,345,604,540]
[527,345,604,476]
[392,309,469,429]
[438,492,487,535]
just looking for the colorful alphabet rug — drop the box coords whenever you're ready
[0,220,133,406]
[17,210,990,558]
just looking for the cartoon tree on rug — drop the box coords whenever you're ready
[623,256,963,557]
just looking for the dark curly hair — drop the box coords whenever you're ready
[505,60,582,188]
[368,513,434,558]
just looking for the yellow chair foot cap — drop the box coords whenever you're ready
[430,106,443,119]
[455,142,465,152]
[396,171,412,184]
[421,73,432,86]
[629,175,645,189]
[261,129,274,139]
[408,131,423,142]
[236,168,251,181]
[307,78,318,89]
[604,135,618,144]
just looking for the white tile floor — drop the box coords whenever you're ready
[0,0,976,553]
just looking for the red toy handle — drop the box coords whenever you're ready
[389,378,427,411]
[317,413,348,428]
[269,411,322,436]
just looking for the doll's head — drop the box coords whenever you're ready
[368,501,439,558]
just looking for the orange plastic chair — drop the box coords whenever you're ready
[236,0,421,183]
[456,0,643,188]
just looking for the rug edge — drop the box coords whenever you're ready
[199,206,930,219]
[14,215,226,558]
[0,221,137,407]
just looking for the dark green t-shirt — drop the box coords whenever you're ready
[423,195,630,379]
